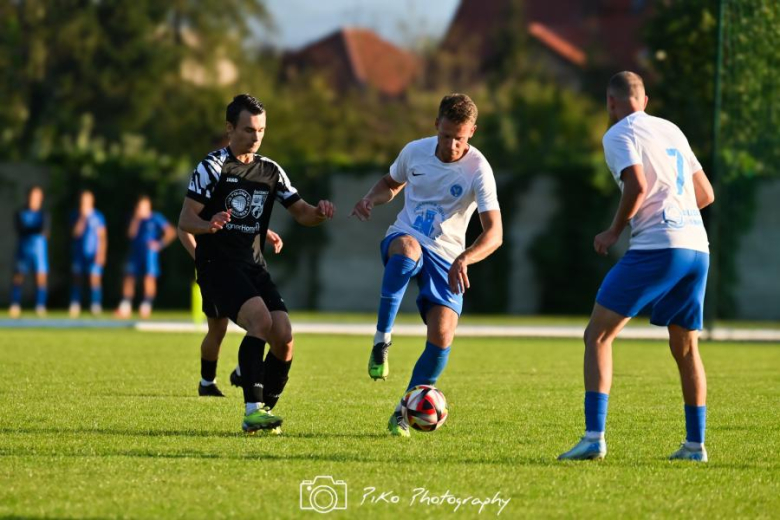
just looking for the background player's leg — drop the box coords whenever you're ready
[236,297,273,413]
[264,310,294,410]
[668,324,707,448]
[117,275,135,317]
[559,303,629,460]
[405,305,457,391]
[34,271,47,316]
[70,272,83,318]
[89,265,103,315]
[201,317,228,381]
[198,317,228,397]
[10,272,24,317]
[582,303,630,438]
[140,275,157,319]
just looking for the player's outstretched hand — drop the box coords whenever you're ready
[593,228,619,255]
[209,210,231,233]
[448,257,470,294]
[316,200,335,220]
[267,230,284,254]
[349,198,374,221]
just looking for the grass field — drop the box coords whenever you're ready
[1,329,778,519]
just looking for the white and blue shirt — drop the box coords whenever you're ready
[603,111,709,254]
[387,136,500,263]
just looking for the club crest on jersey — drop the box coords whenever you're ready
[450,184,463,197]
[251,190,269,219]
[412,202,446,239]
[226,189,251,218]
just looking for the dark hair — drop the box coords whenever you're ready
[226,94,265,126]
[438,93,478,124]
[607,71,645,99]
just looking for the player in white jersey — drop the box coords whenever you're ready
[350,93,503,437]
[558,72,715,462]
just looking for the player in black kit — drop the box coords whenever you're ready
[178,94,335,434]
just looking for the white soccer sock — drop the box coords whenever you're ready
[200,378,215,386]
[585,430,605,441]
[246,402,262,414]
[234,365,241,377]
[684,441,703,450]
[374,331,392,345]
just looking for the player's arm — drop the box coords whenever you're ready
[266,229,283,254]
[159,222,177,249]
[350,174,405,221]
[286,199,335,227]
[96,225,107,266]
[448,210,503,294]
[178,197,231,235]
[177,227,197,260]
[692,170,715,209]
[594,164,648,255]
[72,214,87,238]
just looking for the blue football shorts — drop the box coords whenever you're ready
[381,232,464,322]
[596,248,709,331]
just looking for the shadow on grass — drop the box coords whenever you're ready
[0,426,386,440]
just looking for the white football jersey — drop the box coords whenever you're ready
[603,111,709,253]
[387,136,500,263]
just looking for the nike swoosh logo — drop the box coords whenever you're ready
[411,172,424,177]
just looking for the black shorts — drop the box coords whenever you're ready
[197,260,287,323]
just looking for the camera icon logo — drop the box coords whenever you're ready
[299,476,348,514]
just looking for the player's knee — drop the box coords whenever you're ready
[584,325,606,349]
[389,236,422,261]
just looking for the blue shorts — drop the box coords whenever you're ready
[596,248,709,331]
[72,254,103,277]
[125,249,160,278]
[381,232,464,321]
[15,239,48,275]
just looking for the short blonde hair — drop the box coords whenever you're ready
[438,93,478,124]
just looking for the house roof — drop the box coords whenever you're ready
[441,0,651,71]
[283,28,420,97]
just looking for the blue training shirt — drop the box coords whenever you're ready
[15,209,47,244]
[132,212,169,253]
[71,209,106,258]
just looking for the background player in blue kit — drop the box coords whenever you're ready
[558,72,716,462]
[69,190,108,317]
[116,195,176,319]
[9,186,49,318]
[350,94,503,437]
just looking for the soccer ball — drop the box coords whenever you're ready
[401,385,448,432]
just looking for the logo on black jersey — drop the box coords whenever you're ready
[251,190,269,219]
[226,177,239,183]
[226,189,252,218]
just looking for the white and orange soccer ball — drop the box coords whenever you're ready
[401,385,449,432]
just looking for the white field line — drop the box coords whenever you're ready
[134,321,780,342]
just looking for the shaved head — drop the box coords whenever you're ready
[607,71,646,100]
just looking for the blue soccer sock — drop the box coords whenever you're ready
[35,286,47,307]
[70,285,81,305]
[91,286,102,306]
[376,254,418,336]
[11,284,22,305]
[584,391,609,437]
[684,404,706,444]
[406,341,451,391]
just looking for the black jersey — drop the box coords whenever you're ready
[186,147,300,267]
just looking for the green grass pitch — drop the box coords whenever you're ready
[1,329,778,518]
